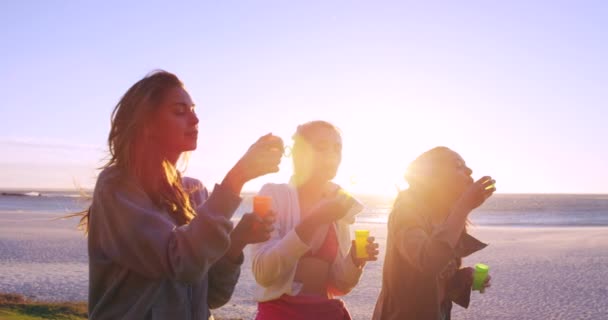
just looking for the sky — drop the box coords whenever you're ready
[1,0,607,195]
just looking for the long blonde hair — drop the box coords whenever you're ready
[78,70,195,233]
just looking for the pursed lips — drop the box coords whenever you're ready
[185,130,198,138]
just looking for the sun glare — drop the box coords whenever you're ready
[336,151,409,197]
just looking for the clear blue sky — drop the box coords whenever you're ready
[1,1,607,194]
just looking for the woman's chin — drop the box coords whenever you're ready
[184,142,197,152]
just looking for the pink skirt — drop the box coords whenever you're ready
[256,294,352,320]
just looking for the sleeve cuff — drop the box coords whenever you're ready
[213,253,245,275]
[215,252,245,270]
[449,268,474,308]
[275,229,311,259]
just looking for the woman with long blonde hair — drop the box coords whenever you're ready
[83,70,282,319]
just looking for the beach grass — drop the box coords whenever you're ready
[0,293,87,320]
[0,293,246,320]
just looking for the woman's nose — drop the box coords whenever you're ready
[325,151,341,165]
[189,112,199,126]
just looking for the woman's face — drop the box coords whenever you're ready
[148,86,199,156]
[294,126,342,183]
[432,150,474,200]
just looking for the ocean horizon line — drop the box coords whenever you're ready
[1,188,607,197]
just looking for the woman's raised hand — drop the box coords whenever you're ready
[458,176,496,211]
[223,133,284,193]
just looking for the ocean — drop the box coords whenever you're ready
[1,190,607,227]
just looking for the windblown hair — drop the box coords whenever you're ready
[78,70,196,233]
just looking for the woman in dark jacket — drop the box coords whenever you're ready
[373,147,494,320]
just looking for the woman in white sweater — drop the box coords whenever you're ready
[250,120,380,320]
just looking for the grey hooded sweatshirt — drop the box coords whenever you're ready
[87,166,243,320]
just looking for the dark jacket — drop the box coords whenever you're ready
[373,190,487,320]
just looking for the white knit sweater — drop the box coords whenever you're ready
[250,182,365,302]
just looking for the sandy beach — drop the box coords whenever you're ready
[1,211,607,319]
